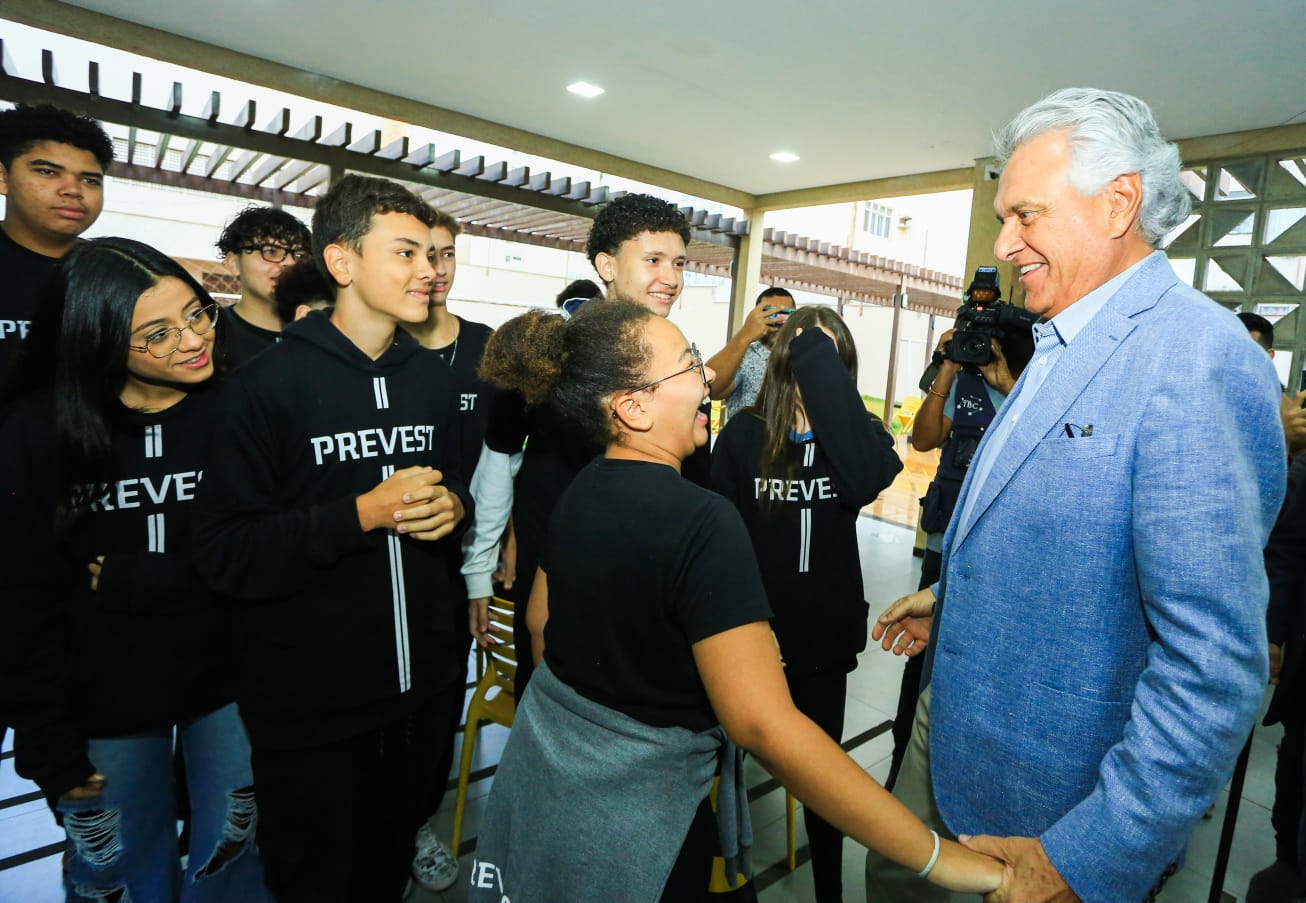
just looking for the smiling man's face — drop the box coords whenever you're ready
[595,229,687,318]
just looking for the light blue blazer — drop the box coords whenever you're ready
[927,254,1286,903]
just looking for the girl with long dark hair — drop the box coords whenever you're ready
[467,301,997,902]
[0,237,270,902]
[710,305,904,902]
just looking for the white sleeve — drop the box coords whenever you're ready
[460,443,523,599]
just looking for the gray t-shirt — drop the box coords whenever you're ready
[725,341,771,417]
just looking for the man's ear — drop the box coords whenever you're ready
[1106,171,1144,240]
[593,251,615,285]
[0,162,9,197]
[611,391,652,433]
[323,243,352,287]
[221,251,241,278]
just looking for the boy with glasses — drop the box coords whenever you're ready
[215,205,311,369]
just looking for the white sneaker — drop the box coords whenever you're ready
[412,823,459,892]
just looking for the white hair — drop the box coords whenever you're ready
[994,88,1190,246]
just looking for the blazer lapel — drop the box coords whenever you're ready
[949,254,1175,551]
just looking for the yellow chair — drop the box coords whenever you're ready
[450,596,517,855]
[892,395,924,436]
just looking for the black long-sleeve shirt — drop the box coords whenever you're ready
[192,312,471,749]
[0,385,233,800]
[710,329,902,674]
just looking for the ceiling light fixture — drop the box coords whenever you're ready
[567,81,605,99]
[770,151,800,163]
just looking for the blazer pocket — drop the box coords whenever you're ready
[1016,680,1133,817]
[1035,433,1119,459]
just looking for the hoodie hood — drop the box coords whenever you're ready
[282,309,422,371]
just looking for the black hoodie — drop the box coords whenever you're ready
[0,384,233,800]
[192,311,472,749]
[710,329,903,674]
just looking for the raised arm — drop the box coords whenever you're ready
[790,328,902,507]
[706,303,779,400]
[912,330,959,452]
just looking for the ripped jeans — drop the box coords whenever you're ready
[56,703,272,903]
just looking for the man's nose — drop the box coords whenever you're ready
[994,218,1023,261]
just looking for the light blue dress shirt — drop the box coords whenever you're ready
[953,253,1157,538]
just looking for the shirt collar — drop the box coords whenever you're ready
[1043,251,1158,346]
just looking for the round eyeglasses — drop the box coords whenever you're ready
[243,243,310,264]
[128,303,221,358]
[629,343,708,393]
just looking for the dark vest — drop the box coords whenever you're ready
[919,371,998,534]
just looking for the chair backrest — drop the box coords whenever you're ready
[477,596,518,701]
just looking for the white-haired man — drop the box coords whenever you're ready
[868,88,1286,903]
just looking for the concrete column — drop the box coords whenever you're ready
[963,157,1024,308]
[727,208,765,339]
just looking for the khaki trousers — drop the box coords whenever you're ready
[864,686,979,903]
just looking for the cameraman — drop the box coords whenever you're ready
[884,325,1034,790]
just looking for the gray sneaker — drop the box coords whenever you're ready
[412,823,459,892]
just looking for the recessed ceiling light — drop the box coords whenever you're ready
[770,151,800,163]
[567,81,605,99]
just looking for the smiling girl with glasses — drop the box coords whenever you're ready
[466,301,1000,902]
[0,237,271,901]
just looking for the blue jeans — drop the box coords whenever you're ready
[56,703,271,903]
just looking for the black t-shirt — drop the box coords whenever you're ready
[0,227,60,381]
[541,457,771,732]
[484,389,601,604]
[429,316,494,481]
[214,305,281,372]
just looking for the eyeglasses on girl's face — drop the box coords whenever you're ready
[128,303,221,358]
[629,343,708,393]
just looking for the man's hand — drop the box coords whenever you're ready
[60,773,107,802]
[402,485,465,541]
[933,329,962,378]
[742,301,785,343]
[872,587,936,656]
[979,339,1017,394]
[960,834,1080,903]
[1270,642,1283,685]
[1281,390,1306,457]
[356,466,464,539]
[469,596,495,648]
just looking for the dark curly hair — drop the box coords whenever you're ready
[0,104,113,170]
[479,301,653,451]
[585,193,691,267]
[216,205,311,256]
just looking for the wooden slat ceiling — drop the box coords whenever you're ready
[0,40,963,315]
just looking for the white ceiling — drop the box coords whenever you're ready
[63,0,1306,198]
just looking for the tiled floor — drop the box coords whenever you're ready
[0,514,1284,902]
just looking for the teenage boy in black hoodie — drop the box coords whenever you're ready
[194,174,471,902]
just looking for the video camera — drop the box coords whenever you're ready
[945,266,1038,366]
